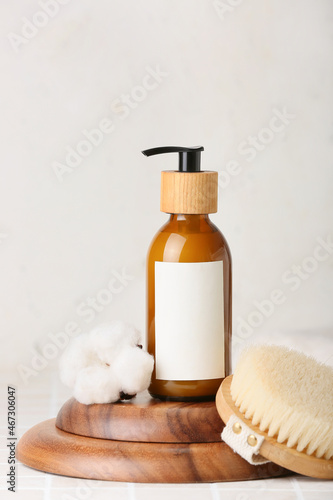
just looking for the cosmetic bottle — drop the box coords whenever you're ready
[142,146,232,401]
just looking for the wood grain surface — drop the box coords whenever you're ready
[160,171,218,214]
[17,418,289,483]
[216,376,333,480]
[56,392,224,443]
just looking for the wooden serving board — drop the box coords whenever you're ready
[56,392,223,443]
[17,419,288,483]
[17,393,290,483]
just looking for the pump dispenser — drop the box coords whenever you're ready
[143,146,232,401]
[143,146,217,214]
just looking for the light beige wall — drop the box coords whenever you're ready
[1,0,332,378]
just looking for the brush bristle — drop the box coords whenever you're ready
[230,345,333,459]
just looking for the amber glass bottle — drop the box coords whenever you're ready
[143,146,232,401]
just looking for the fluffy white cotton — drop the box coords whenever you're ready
[113,345,155,396]
[59,333,93,388]
[90,321,142,365]
[73,366,120,405]
[59,321,154,405]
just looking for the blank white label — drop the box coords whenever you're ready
[155,261,224,381]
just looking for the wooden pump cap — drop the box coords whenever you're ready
[161,171,218,214]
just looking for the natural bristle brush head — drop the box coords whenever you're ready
[231,345,333,460]
[216,344,333,479]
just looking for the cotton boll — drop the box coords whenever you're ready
[113,346,154,396]
[73,366,120,405]
[59,333,94,388]
[119,322,142,347]
[59,321,154,405]
[90,321,142,365]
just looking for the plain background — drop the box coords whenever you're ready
[1,0,333,378]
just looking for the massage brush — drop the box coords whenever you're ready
[216,345,333,479]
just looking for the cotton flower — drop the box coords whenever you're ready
[59,321,154,404]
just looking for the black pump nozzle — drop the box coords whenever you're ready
[142,146,204,172]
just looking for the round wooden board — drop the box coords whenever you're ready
[56,392,223,443]
[17,419,289,483]
[216,376,333,480]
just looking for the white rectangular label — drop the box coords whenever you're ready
[155,261,224,381]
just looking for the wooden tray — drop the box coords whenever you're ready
[17,394,290,483]
[55,392,223,443]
